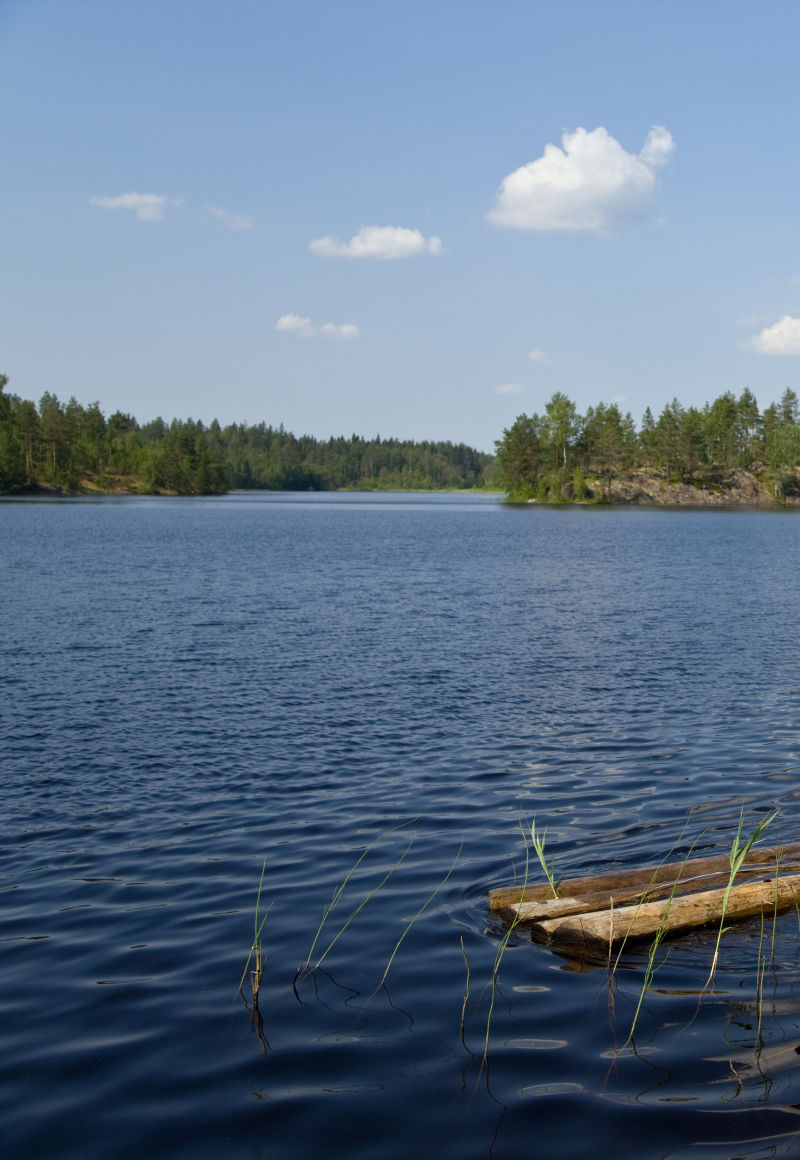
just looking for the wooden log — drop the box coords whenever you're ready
[488,841,800,913]
[532,872,800,954]
[502,861,800,924]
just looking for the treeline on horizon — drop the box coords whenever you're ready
[495,387,800,500]
[0,376,494,494]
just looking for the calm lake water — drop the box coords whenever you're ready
[4,492,800,1159]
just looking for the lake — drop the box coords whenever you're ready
[3,492,800,1159]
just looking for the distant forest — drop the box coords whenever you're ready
[6,375,800,501]
[0,376,494,494]
[495,387,800,501]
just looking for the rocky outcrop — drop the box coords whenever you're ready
[541,467,800,507]
[603,468,777,506]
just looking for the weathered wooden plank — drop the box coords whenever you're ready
[501,861,800,923]
[531,872,800,953]
[488,841,800,913]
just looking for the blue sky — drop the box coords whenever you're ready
[4,0,800,452]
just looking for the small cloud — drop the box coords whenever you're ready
[639,125,674,168]
[737,314,763,327]
[789,275,800,289]
[495,383,524,395]
[613,394,626,405]
[276,313,315,336]
[276,313,360,339]
[742,315,800,356]
[89,192,179,223]
[309,225,442,259]
[208,205,253,231]
[320,322,360,340]
[528,348,549,363]
[488,125,674,233]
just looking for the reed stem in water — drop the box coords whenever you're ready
[239,858,273,1003]
[378,843,462,987]
[705,809,778,989]
[297,818,417,981]
[530,818,558,899]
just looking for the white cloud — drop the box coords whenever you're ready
[208,205,253,231]
[737,314,763,327]
[639,125,674,168]
[495,383,524,395]
[309,225,442,259]
[743,315,800,355]
[89,192,178,223]
[320,322,360,340]
[276,313,316,336]
[613,394,626,405]
[488,125,674,233]
[528,348,549,363]
[276,313,360,340]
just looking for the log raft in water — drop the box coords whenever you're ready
[489,841,800,954]
[535,873,800,954]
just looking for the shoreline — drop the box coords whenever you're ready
[507,466,800,508]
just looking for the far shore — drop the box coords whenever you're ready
[506,466,800,508]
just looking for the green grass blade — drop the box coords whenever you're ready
[378,842,462,987]
[300,817,418,975]
[706,809,778,989]
[611,817,699,979]
[530,817,557,898]
[239,858,271,995]
[481,815,533,1065]
[312,837,414,970]
[459,935,471,1043]
[626,831,702,1042]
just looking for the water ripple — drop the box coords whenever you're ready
[3,498,800,1159]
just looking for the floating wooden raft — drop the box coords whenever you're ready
[489,842,800,956]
